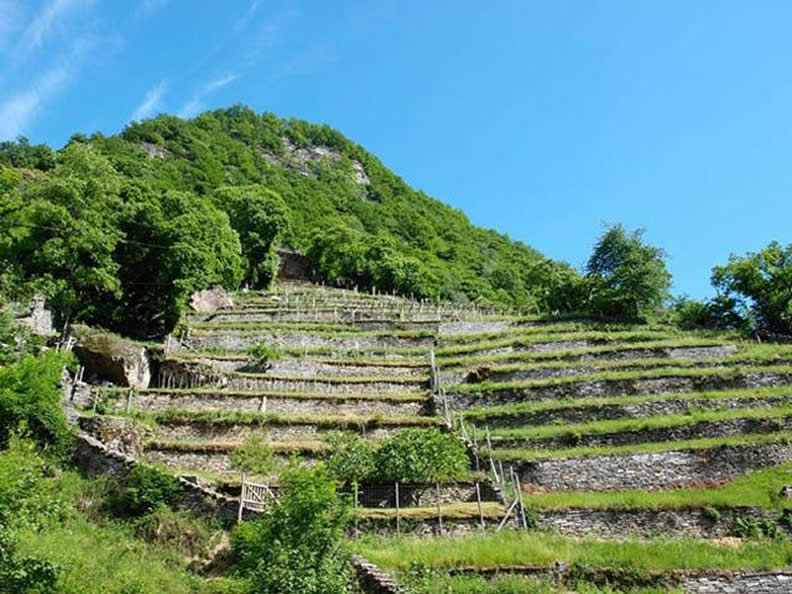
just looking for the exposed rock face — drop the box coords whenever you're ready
[140,142,169,159]
[190,286,233,313]
[16,296,55,336]
[73,331,152,389]
[276,247,313,281]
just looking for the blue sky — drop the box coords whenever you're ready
[1,1,790,299]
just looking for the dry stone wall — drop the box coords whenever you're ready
[517,442,792,491]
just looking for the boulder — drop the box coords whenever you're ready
[72,330,152,389]
[16,295,55,336]
[190,286,233,314]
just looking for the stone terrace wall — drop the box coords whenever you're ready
[476,394,792,428]
[517,442,792,491]
[534,506,785,539]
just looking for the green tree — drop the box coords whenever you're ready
[231,464,353,594]
[585,224,671,319]
[373,428,468,483]
[711,241,792,335]
[115,183,244,337]
[212,185,290,287]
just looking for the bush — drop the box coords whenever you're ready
[116,465,180,517]
[322,431,376,486]
[231,464,353,594]
[230,434,278,479]
[373,428,468,483]
[0,351,72,454]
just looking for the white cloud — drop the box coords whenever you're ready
[131,80,168,121]
[20,0,95,55]
[179,73,239,118]
[234,0,262,32]
[0,66,68,139]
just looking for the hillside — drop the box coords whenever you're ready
[66,280,792,593]
[0,107,579,340]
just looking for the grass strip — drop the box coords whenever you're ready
[353,530,792,571]
[357,502,504,520]
[524,462,792,510]
[146,409,442,429]
[101,386,429,402]
[450,364,792,394]
[488,405,792,441]
[187,326,436,339]
[438,338,735,368]
[233,371,428,384]
[144,438,327,453]
[490,430,792,461]
[464,385,792,423]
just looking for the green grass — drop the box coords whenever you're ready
[436,330,729,357]
[354,530,792,571]
[145,409,442,429]
[233,371,428,384]
[450,364,792,395]
[524,462,792,510]
[439,323,679,345]
[188,326,436,339]
[490,430,792,461]
[103,386,429,402]
[437,338,736,368]
[487,405,792,442]
[144,438,327,453]
[464,385,792,424]
[358,502,504,520]
[452,352,792,380]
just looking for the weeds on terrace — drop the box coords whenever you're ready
[148,409,441,430]
[486,404,792,441]
[488,430,792,461]
[449,363,792,394]
[463,385,792,424]
[513,462,792,510]
[353,530,792,571]
[435,329,728,357]
[437,337,734,368]
[457,350,792,378]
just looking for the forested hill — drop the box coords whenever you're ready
[0,105,578,337]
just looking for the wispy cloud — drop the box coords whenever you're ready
[234,0,263,32]
[131,80,169,121]
[0,66,68,140]
[179,73,239,118]
[20,0,95,56]
[138,0,168,18]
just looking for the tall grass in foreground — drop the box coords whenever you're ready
[354,530,792,571]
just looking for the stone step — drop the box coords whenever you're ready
[183,330,435,352]
[172,355,429,377]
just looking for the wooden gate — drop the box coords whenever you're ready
[238,473,276,521]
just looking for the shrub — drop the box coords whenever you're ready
[373,428,468,483]
[246,342,282,365]
[322,431,376,486]
[231,464,353,594]
[231,434,278,479]
[0,351,72,455]
[116,465,180,517]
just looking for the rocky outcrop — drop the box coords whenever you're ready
[16,295,55,336]
[190,286,233,314]
[73,330,152,389]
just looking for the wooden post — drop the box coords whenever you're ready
[238,473,247,523]
[125,389,133,415]
[511,466,529,531]
[435,483,443,534]
[395,482,401,535]
[354,480,359,537]
[475,482,485,529]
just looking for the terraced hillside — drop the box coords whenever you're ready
[71,281,792,592]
